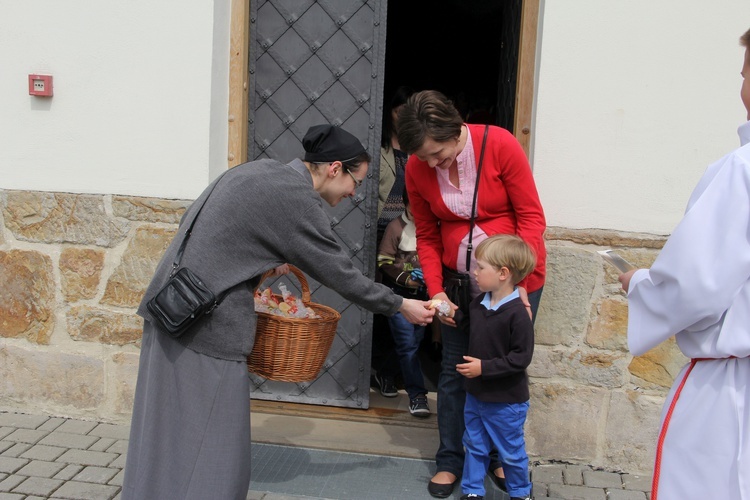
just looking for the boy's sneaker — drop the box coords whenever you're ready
[460,495,484,500]
[409,395,430,417]
[375,374,398,397]
[510,497,531,500]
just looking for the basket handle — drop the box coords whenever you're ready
[258,264,311,304]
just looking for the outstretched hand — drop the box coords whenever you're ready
[399,298,435,326]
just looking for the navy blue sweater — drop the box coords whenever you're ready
[464,295,534,403]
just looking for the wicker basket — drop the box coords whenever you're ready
[247,265,340,382]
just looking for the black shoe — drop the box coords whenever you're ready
[460,495,484,500]
[427,479,456,498]
[409,395,430,417]
[510,497,530,500]
[487,469,507,492]
[375,373,398,397]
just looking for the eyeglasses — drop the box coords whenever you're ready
[345,168,363,189]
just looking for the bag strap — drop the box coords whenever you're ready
[170,170,229,277]
[465,125,490,272]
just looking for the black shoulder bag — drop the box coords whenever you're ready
[146,175,229,338]
[442,125,489,318]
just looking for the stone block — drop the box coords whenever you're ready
[59,248,105,302]
[535,246,599,346]
[88,438,116,452]
[89,422,130,441]
[583,469,622,488]
[11,476,63,497]
[563,465,585,485]
[0,346,104,409]
[0,250,54,344]
[621,473,651,491]
[52,481,120,499]
[3,191,129,247]
[529,348,630,388]
[0,474,25,492]
[526,383,607,462]
[38,432,99,451]
[72,465,119,484]
[55,420,98,435]
[100,225,177,308]
[628,338,687,389]
[109,469,124,486]
[66,306,142,346]
[545,228,667,250]
[604,390,661,475]
[53,464,83,481]
[16,460,66,478]
[1,444,31,458]
[3,430,47,445]
[104,440,127,454]
[56,449,117,467]
[37,418,65,432]
[111,352,139,416]
[531,464,564,484]
[0,457,27,474]
[547,483,607,500]
[586,297,628,352]
[0,414,48,430]
[112,195,189,224]
[19,445,66,462]
[607,490,648,500]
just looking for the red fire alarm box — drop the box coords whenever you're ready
[28,74,53,97]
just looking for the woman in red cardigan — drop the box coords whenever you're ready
[397,90,546,499]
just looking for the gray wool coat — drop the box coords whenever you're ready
[137,158,403,361]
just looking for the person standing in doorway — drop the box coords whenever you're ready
[397,90,546,498]
[372,86,415,398]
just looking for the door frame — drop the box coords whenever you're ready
[227,0,541,169]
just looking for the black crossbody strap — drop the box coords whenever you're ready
[465,125,490,272]
[170,171,230,276]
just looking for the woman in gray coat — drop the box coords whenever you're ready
[121,125,435,500]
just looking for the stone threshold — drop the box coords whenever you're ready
[250,393,438,431]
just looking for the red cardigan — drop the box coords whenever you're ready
[405,124,546,297]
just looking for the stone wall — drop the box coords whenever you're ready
[0,189,684,475]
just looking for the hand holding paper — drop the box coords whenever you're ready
[597,250,636,273]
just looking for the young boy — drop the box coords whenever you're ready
[618,29,750,499]
[377,188,431,417]
[456,234,535,500]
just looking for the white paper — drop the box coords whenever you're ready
[597,249,636,273]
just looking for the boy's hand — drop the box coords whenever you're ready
[456,356,482,378]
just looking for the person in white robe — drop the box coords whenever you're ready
[618,28,750,500]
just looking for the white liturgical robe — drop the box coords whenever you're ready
[627,121,750,500]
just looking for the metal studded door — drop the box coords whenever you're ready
[247,0,386,409]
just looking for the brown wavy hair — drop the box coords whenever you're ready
[396,90,464,155]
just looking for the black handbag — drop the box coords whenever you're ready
[441,125,489,318]
[146,174,229,338]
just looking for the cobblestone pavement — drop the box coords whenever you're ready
[0,411,652,500]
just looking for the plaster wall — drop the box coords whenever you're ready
[534,0,750,234]
[0,0,228,200]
